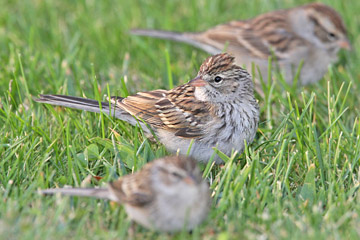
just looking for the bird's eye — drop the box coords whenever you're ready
[214,76,222,83]
[171,172,183,179]
[328,32,337,40]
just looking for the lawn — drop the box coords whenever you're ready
[1,0,360,239]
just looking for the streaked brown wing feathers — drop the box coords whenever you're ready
[110,86,210,138]
[198,12,307,60]
[109,172,154,207]
[199,21,272,59]
[162,85,211,138]
[110,90,167,127]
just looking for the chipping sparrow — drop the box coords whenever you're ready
[40,156,210,232]
[131,3,350,85]
[35,53,259,163]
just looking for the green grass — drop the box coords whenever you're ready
[1,0,360,239]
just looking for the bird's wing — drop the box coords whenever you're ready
[109,85,212,138]
[197,11,307,61]
[110,90,167,127]
[197,21,271,60]
[158,84,212,138]
[108,171,154,207]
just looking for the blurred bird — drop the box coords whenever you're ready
[131,3,350,85]
[40,155,210,232]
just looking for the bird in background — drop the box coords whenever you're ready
[40,155,211,232]
[131,3,351,85]
[35,53,259,164]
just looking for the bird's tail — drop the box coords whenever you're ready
[34,94,143,126]
[35,94,113,113]
[39,187,118,202]
[130,29,220,54]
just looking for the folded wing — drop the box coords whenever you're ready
[110,85,212,138]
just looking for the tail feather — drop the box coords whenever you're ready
[34,94,112,114]
[34,94,147,129]
[130,29,220,54]
[39,187,118,202]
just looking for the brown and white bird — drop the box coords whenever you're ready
[35,53,259,163]
[40,156,210,232]
[131,3,350,85]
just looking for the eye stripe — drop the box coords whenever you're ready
[309,16,335,42]
[306,3,347,34]
[171,172,183,179]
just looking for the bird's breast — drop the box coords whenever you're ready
[205,100,258,147]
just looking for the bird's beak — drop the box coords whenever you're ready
[189,76,207,87]
[338,39,351,50]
